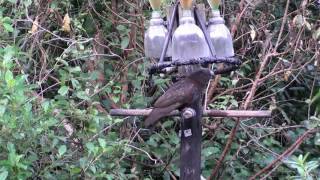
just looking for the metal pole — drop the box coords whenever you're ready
[109,109,272,118]
[194,7,216,57]
[159,0,179,63]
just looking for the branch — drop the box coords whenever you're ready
[208,117,240,180]
[249,128,318,179]
[230,0,248,37]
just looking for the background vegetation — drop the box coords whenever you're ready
[0,0,319,179]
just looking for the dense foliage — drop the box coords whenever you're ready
[0,0,319,179]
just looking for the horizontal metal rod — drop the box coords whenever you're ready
[110,109,271,118]
[149,56,241,75]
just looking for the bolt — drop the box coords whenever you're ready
[182,108,196,119]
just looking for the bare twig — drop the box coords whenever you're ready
[249,128,318,179]
[274,0,290,51]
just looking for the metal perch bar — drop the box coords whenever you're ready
[110,109,272,118]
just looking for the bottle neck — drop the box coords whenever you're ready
[151,10,161,18]
[182,9,192,17]
[209,10,224,25]
[211,10,221,17]
[150,11,164,26]
[180,9,195,24]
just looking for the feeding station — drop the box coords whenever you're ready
[110,0,271,179]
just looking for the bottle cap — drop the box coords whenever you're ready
[180,0,193,10]
[208,0,221,10]
[149,0,161,11]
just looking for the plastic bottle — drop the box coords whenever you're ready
[172,10,210,73]
[144,11,172,59]
[207,10,234,57]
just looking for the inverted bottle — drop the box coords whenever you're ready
[207,9,234,57]
[144,0,172,59]
[172,9,210,73]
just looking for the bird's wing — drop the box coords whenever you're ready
[154,79,198,108]
[144,102,182,127]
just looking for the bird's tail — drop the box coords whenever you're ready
[144,104,180,128]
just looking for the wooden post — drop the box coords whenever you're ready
[180,99,202,179]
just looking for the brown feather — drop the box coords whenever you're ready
[144,102,182,127]
[144,69,212,128]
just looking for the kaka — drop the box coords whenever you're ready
[144,68,213,127]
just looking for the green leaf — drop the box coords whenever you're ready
[86,142,96,155]
[23,0,32,7]
[76,91,90,100]
[69,66,81,73]
[71,78,80,89]
[168,132,179,145]
[89,165,96,174]
[5,70,13,83]
[7,142,15,153]
[306,161,319,171]
[98,138,106,148]
[162,121,174,128]
[113,118,123,123]
[116,25,126,31]
[147,136,159,147]
[70,167,81,174]
[5,71,15,87]
[58,86,69,96]
[2,23,14,32]
[203,147,220,157]
[0,170,8,180]
[0,99,8,117]
[79,157,87,169]
[41,101,50,113]
[6,0,17,3]
[0,105,6,117]
[120,37,129,49]
[58,145,67,156]
[112,96,120,103]
[2,46,16,68]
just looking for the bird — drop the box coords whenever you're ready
[144,68,213,127]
